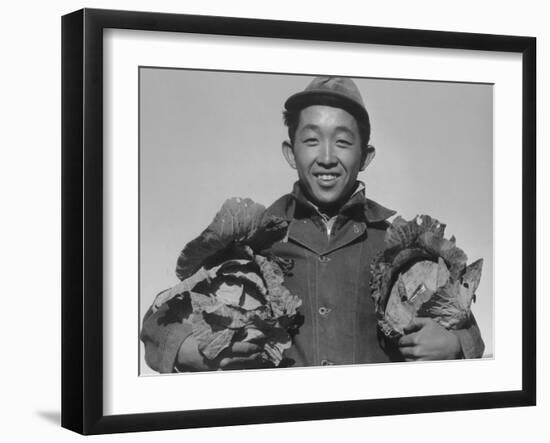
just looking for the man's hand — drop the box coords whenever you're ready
[398,317,462,361]
[217,341,269,370]
[176,336,268,371]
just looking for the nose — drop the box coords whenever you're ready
[317,141,337,168]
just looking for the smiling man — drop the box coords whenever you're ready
[140,76,485,372]
[257,76,484,366]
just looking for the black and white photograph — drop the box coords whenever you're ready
[138,69,493,375]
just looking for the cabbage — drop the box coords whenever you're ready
[370,215,483,340]
[152,198,301,367]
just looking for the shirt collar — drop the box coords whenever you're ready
[267,181,395,224]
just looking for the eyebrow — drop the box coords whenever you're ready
[297,124,356,137]
[297,124,320,133]
[333,126,356,137]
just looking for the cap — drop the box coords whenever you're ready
[284,76,369,126]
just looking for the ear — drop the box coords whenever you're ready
[360,144,376,171]
[281,141,297,170]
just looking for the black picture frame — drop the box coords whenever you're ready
[61,8,536,435]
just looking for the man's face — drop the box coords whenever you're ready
[283,105,372,209]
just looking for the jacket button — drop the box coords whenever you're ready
[318,255,330,263]
[318,306,331,316]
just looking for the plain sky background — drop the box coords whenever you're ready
[139,68,494,374]
[2,1,547,442]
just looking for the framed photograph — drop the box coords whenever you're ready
[62,8,536,435]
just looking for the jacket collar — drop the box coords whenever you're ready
[265,181,395,224]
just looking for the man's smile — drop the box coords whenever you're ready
[312,172,341,187]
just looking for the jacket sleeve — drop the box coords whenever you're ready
[140,293,194,373]
[451,313,485,359]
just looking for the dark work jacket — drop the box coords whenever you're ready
[140,183,485,372]
[261,184,396,366]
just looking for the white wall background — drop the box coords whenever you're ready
[0,0,545,441]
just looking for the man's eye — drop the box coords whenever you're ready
[337,139,353,146]
[302,138,318,145]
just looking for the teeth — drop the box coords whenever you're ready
[316,174,337,179]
